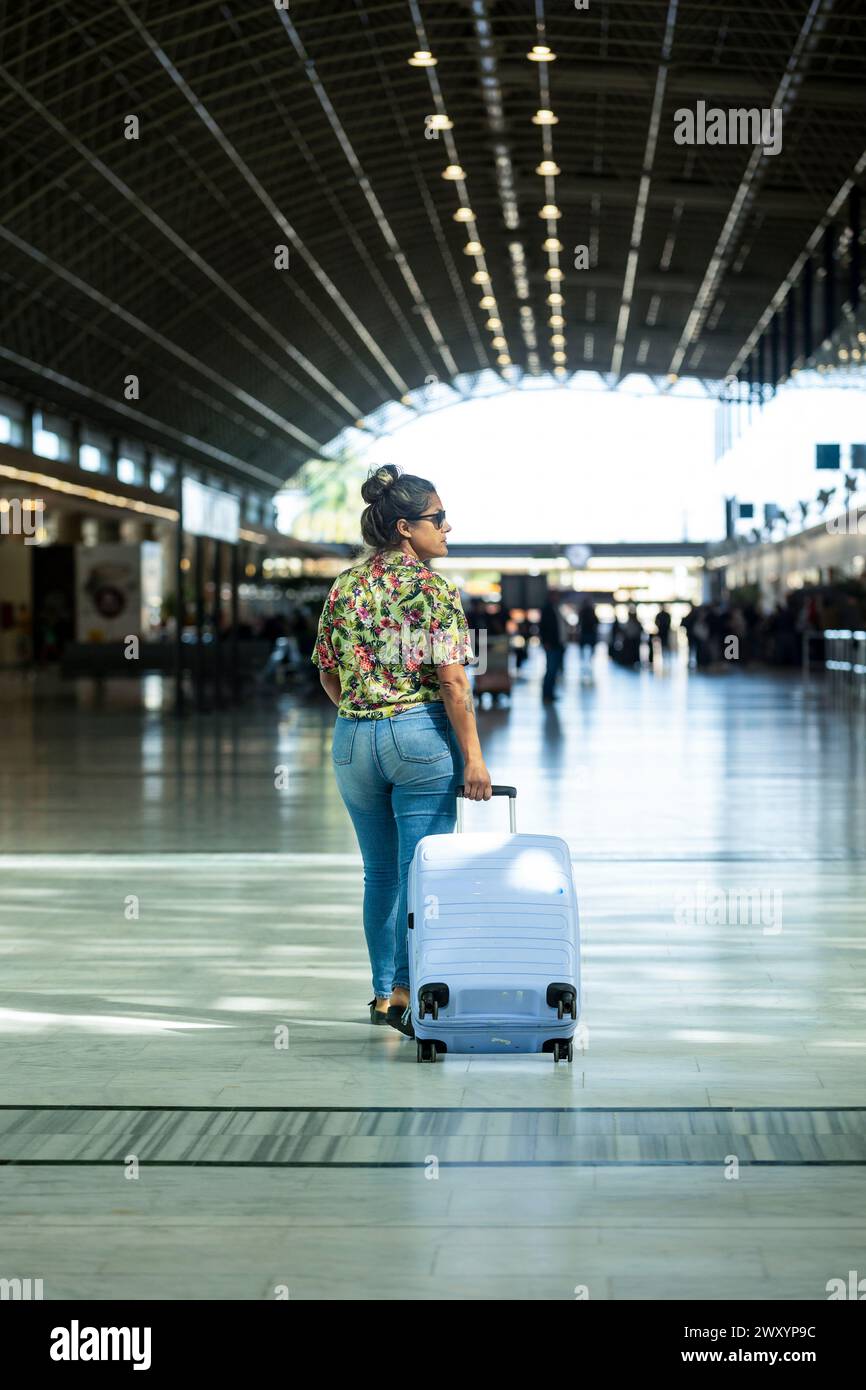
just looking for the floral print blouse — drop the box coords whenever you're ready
[312,548,474,719]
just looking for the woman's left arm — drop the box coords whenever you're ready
[319,670,342,707]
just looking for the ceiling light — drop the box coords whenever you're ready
[545,267,564,282]
[453,207,475,223]
[471,270,491,285]
[552,351,567,364]
[485,318,502,330]
[479,295,496,309]
[426,114,452,131]
[550,334,566,347]
[539,204,561,219]
[491,335,507,349]
[409,50,437,67]
[442,165,465,181]
[547,292,564,306]
[528,45,556,62]
[554,366,567,380]
[549,314,565,327]
[496,354,511,366]
[543,238,563,255]
[532,110,559,126]
[536,160,560,177]
[463,241,484,256]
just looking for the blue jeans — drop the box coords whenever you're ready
[331,702,464,998]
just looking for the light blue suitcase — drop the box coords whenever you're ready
[407,786,580,1062]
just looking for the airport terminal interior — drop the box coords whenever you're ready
[1,0,866,1305]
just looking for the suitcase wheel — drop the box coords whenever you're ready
[547,984,577,1020]
[552,1040,574,1064]
[418,984,449,1020]
[417,1040,438,1063]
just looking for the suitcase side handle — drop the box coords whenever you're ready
[455,785,517,833]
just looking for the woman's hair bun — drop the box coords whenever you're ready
[360,464,400,505]
[358,464,436,549]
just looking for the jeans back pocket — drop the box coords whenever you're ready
[390,708,451,763]
[332,717,358,765]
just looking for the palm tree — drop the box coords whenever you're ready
[281,448,368,543]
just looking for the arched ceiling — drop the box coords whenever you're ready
[1,0,864,490]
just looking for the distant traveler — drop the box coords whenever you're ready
[608,615,623,662]
[691,606,711,668]
[577,600,599,665]
[681,604,697,662]
[655,604,672,650]
[313,465,492,1037]
[539,594,567,702]
[621,606,644,667]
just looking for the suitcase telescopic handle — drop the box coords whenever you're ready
[455,784,517,833]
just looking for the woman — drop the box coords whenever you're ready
[313,465,492,1037]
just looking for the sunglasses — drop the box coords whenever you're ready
[407,509,447,529]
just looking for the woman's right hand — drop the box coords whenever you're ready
[462,758,493,801]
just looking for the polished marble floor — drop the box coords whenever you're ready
[0,652,864,1299]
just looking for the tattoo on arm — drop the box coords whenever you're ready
[463,693,474,714]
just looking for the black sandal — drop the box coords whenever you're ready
[368,998,391,1026]
[386,1004,415,1039]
